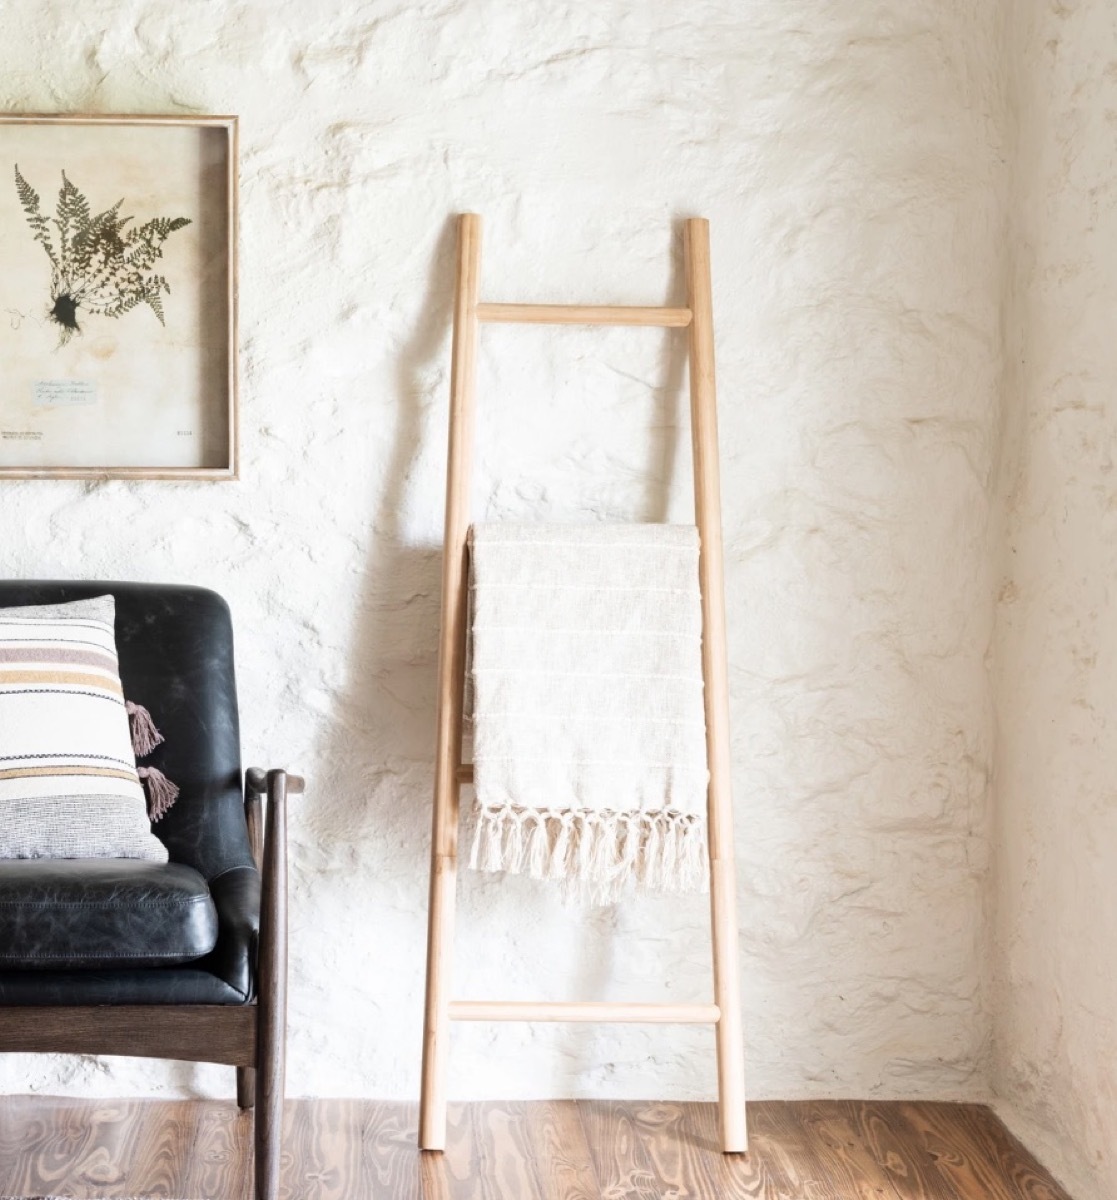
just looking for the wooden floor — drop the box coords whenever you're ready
[0,1097,1073,1200]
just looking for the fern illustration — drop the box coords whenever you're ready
[14,165,191,346]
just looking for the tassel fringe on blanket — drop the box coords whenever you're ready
[469,806,709,905]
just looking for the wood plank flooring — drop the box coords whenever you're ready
[0,1097,1074,1200]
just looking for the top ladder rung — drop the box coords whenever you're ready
[477,303,692,328]
[449,1000,721,1024]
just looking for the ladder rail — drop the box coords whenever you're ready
[685,217,748,1152]
[418,214,482,1153]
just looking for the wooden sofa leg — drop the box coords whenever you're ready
[237,1066,256,1109]
[254,769,289,1200]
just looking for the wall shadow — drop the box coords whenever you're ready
[300,217,458,1071]
[304,212,697,1101]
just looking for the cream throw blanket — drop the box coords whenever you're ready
[467,523,710,902]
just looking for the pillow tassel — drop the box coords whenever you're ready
[138,766,179,822]
[126,700,165,758]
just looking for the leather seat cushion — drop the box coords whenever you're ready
[0,859,218,969]
[0,965,249,1005]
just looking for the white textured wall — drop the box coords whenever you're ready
[992,5,1117,1198]
[0,2,1009,1108]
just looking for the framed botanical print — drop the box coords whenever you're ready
[0,114,238,479]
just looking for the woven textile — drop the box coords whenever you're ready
[468,523,709,902]
[0,596,167,861]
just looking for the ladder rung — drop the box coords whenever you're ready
[448,1001,720,1024]
[476,303,692,328]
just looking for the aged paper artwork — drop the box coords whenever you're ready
[0,117,235,476]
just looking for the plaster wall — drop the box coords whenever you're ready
[0,2,1009,1107]
[992,6,1117,1198]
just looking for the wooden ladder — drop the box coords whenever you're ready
[419,213,747,1154]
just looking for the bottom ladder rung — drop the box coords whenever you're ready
[448,1001,720,1024]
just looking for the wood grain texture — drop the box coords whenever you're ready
[435,1100,599,1200]
[892,1101,1074,1200]
[0,1096,208,1199]
[0,1006,256,1066]
[190,1101,253,1200]
[795,1100,915,1199]
[0,1098,1076,1200]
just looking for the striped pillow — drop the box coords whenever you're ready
[0,596,168,861]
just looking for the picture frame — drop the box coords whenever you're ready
[0,114,238,480]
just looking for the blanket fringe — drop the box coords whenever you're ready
[469,805,708,905]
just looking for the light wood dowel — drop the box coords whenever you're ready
[685,217,747,1154]
[420,213,483,1152]
[477,303,692,327]
[449,1001,720,1024]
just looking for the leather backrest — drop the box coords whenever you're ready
[0,581,254,881]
